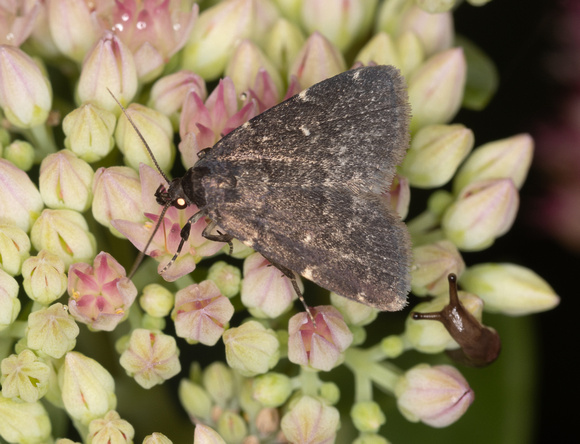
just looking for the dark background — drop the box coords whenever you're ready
[454,0,577,442]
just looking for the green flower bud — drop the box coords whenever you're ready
[330,292,378,326]
[396,31,425,76]
[115,104,174,172]
[63,103,117,163]
[289,32,346,90]
[3,140,34,171]
[216,410,247,444]
[143,432,173,444]
[411,240,466,297]
[460,263,560,315]
[140,284,174,318]
[207,261,242,298]
[300,0,378,52]
[442,179,518,251]
[380,335,404,358]
[0,269,20,331]
[402,124,474,188]
[0,395,51,443]
[408,48,466,132]
[59,351,117,425]
[92,166,143,237]
[182,0,279,80]
[27,303,79,358]
[193,424,226,444]
[1,349,50,402]
[39,150,94,211]
[119,329,181,389]
[225,40,283,102]
[203,362,235,406]
[351,401,386,433]
[353,433,390,444]
[253,372,292,407]
[355,32,400,69]
[280,396,340,443]
[319,381,340,405]
[264,18,305,76]
[0,158,43,232]
[0,224,30,276]
[453,133,534,193]
[0,45,52,128]
[77,31,137,113]
[87,410,135,444]
[47,0,100,62]
[396,5,453,56]
[30,209,97,269]
[405,292,483,353]
[179,380,212,423]
[223,320,280,377]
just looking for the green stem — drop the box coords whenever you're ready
[297,367,321,396]
[24,123,57,161]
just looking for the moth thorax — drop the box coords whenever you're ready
[182,166,209,208]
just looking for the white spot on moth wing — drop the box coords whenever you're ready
[298,90,309,101]
[242,121,251,129]
[302,267,314,280]
[300,125,311,136]
[353,70,361,80]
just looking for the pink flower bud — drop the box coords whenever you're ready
[92,166,143,237]
[288,306,353,371]
[241,252,300,319]
[442,178,519,251]
[39,150,94,212]
[119,329,181,389]
[172,280,234,346]
[0,44,52,128]
[0,269,21,330]
[0,1,39,46]
[289,32,346,90]
[77,31,138,113]
[149,70,207,118]
[0,158,44,232]
[395,364,474,428]
[47,0,101,62]
[67,252,137,331]
[263,18,305,76]
[397,5,453,56]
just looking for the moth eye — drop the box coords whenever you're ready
[174,198,187,209]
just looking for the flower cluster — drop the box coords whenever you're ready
[0,0,560,443]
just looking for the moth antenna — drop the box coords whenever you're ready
[128,202,172,279]
[289,276,316,326]
[106,88,170,184]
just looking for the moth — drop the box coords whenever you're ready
[117,65,412,312]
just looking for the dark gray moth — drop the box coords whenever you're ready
[121,65,412,312]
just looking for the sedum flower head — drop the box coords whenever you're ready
[27,302,79,359]
[172,280,234,346]
[395,364,474,428]
[288,306,353,371]
[87,410,135,444]
[1,349,51,403]
[222,320,280,377]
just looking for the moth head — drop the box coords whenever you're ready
[154,178,189,209]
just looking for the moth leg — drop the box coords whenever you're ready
[268,260,316,326]
[202,220,234,255]
[160,211,204,274]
